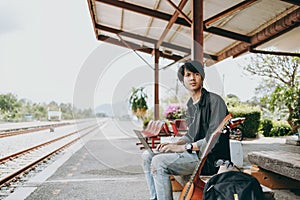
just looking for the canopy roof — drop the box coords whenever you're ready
[87,0,300,64]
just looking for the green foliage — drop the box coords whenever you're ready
[269,83,299,132]
[260,119,273,137]
[229,106,261,138]
[225,94,241,107]
[270,121,292,137]
[292,88,300,130]
[0,93,22,121]
[73,108,94,119]
[0,93,19,112]
[60,103,74,119]
[0,93,93,122]
[143,118,151,129]
[269,84,298,112]
[244,53,300,133]
[32,104,47,120]
[260,119,292,137]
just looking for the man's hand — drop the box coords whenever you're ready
[156,143,185,153]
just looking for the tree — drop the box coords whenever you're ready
[32,103,47,120]
[0,93,21,120]
[48,101,59,110]
[59,103,73,119]
[245,53,300,132]
[293,88,300,131]
[225,94,241,107]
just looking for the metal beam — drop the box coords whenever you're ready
[117,34,154,70]
[204,27,251,43]
[94,0,250,42]
[204,0,258,27]
[250,10,300,47]
[97,35,184,61]
[95,23,189,53]
[166,0,251,43]
[280,0,300,6]
[166,0,192,25]
[156,0,189,49]
[87,0,98,38]
[95,0,190,26]
[144,0,161,38]
[249,48,300,57]
[217,8,300,61]
[95,24,218,60]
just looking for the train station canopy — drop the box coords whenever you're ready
[87,0,300,65]
[86,0,300,119]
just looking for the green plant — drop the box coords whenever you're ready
[260,119,273,137]
[229,106,261,138]
[270,121,292,137]
[143,118,151,129]
[129,87,148,119]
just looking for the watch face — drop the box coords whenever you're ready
[186,143,192,150]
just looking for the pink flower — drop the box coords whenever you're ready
[164,104,186,119]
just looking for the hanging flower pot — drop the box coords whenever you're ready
[129,87,148,119]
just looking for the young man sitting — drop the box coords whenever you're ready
[142,60,230,200]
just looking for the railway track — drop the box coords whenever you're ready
[0,122,73,138]
[0,121,102,195]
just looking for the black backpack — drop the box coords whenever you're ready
[203,171,264,200]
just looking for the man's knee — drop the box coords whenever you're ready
[151,155,168,175]
[142,150,152,162]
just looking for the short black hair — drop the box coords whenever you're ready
[177,60,205,82]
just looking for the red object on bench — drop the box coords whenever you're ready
[170,119,188,136]
[140,120,172,148]
[174,119,187,131]
[229,117,245,129]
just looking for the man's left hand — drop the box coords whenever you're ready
[158,144,185,153]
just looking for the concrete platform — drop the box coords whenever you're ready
[5,119,300,200]
[6,120,150,200]
[286,135,300,146]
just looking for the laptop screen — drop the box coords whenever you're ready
[134,129,155,156]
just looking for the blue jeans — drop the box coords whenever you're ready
[142,151,199,200]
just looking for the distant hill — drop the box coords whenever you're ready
[95,104,113,117]
[95,102,129,118]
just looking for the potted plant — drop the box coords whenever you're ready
[163,103,186,120]
[129,87,148,119]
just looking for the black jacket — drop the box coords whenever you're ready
[181,88,231,175]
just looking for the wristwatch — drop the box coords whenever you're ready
[185,143,193,153]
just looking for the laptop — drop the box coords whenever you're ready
[134,129,159,156]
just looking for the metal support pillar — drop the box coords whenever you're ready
[154,46,160,120]
[192,0,204,65]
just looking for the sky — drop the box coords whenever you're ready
[0,0,262,110]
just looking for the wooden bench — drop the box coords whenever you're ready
[248,150,300,189]
[136,120,173,149]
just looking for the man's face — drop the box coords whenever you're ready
[183,68,203,92]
